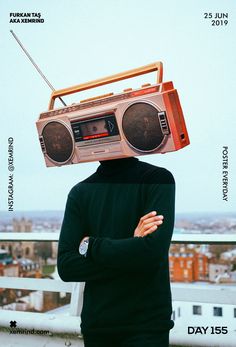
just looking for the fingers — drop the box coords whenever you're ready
[141,219,163,231]
[139,212,163,225]
[137,218,163,237]
[142,215,163,225]
[139,211,157,222]
[141,220,163,236]
[143,225,158,236]
[134,211,164,237]
[138,215,163,230]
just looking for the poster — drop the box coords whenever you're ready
[0,1,236,346]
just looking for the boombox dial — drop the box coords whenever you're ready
[122,102,165,152]
[42,121,74,163]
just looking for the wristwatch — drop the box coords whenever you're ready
[79,238,89,257]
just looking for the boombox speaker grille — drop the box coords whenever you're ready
[122,102,164,151]
[42,121,74,163]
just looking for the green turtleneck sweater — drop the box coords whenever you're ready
[57,157,175,335]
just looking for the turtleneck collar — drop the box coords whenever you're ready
[97,157,139,176]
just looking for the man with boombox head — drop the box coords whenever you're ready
[57,155,175,347]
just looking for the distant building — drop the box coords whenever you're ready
[0,250,19,294]
[230,271,236,282]
[17,258,41,278]
[221,248,236,261]
[0,263,19,278]
[1,241,35,259]
[209,263,232,283]
[13,218,32,232]
[169,249,209,282]
[1,218,34,260]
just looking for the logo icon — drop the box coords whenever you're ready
[10,320,17,328]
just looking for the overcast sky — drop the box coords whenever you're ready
[0,0,235,214]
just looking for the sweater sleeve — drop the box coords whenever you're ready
[89,170,175,272]
[57,193,122,282]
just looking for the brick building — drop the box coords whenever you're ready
[169,249,209,282]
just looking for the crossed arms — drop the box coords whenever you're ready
[57,181,175,282]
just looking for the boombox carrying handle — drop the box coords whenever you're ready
[48,61,163,110]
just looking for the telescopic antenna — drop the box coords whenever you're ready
[10,30,67,107]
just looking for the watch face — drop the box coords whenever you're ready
[79,239,89,255]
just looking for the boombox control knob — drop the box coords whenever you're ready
[122,102,165,152]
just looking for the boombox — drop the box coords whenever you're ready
[36,62,190,167]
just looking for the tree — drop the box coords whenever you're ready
[34,242,52,265]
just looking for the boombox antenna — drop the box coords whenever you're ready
[10,30,67,107]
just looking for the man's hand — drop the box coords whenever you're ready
[134,211,163,237]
